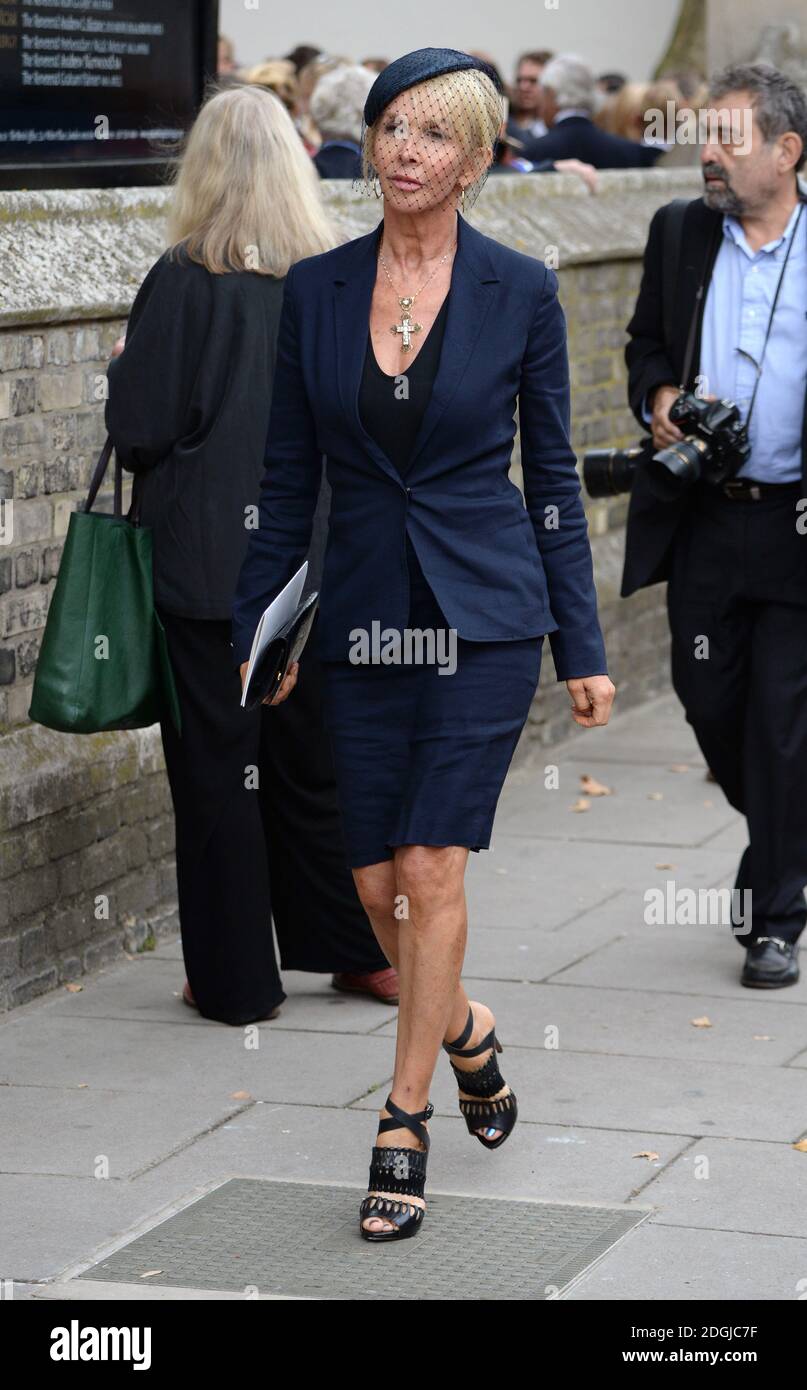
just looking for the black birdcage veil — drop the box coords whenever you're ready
[351,66,504,214]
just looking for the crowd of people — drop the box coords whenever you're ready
[215,35,706,190]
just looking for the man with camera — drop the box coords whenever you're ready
[621,62,807,987]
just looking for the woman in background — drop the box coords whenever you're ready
[106,84,396,1025]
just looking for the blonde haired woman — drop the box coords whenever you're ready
[232,49,614,1240]
[105,83,396,1026]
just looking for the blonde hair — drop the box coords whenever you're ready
[244,59,298,112]
[166,83,341,276]
[362,68,504,206]
[600,79,683,139]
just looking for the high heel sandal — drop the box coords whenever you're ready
[442,1003,518,1150]
[359,1092,433,1242]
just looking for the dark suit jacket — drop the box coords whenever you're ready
[521,115,662,169]
[313,141,362,179]
[231,212,608,680]
[621,192,807,596]
[105,246,332,619]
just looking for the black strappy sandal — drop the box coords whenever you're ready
[359,1092,433,1242]
[442,1003,518,1149]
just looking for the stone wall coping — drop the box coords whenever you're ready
[0,169,703,327]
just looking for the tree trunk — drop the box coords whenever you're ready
[654,0,707,80]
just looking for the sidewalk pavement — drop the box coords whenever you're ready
[2,690,806,1301]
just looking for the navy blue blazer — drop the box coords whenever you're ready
[522,117,662,170]
[231,211,608,680]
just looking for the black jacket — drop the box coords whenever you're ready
[313,141,362,179]
[105,246,329,620]
[523,115,662,169]
[622,191,807,596]
[621,196,721,596]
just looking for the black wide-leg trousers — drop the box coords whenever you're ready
[156,604,389,1024]
[666,481,807,946]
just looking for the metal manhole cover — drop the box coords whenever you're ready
[76,1179,649,1299]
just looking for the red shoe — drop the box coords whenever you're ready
[331,967,399,1004]
[181,980,281,1020]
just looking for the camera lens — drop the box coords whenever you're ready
[582,448,641,498]
[646,437,708,500]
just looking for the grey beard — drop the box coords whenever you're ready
[702,181,744,215]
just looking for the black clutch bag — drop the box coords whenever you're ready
[241,590,319,711]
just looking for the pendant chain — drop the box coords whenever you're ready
[378,233,456,305]
[377,233,456,353]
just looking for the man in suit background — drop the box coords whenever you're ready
[524,53,662,169]
[504,48,554,150]
[622,61,807,987]
[311,65,375,180]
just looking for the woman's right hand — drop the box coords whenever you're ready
[240,660,300,706]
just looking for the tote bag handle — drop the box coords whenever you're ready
[83,435,123,516]
[83,435,142,523]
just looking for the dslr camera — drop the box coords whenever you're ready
[583,390,751,501]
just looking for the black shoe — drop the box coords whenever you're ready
[359,1093,433,1242]
[442,1003,518,1149]
[741,937,800,988]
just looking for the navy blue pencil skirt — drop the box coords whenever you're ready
[320,535,543,869]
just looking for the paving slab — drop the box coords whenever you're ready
[3,691,805,1302]
[563,1222,807,1301]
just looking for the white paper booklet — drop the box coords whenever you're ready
[239,560,308,708]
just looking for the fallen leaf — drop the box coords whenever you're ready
[752,1034,773,1041]
[655,862,675,870]
[580,773,611,796]
[648,792,663,800]
[793,1138,807,1152]
[690,1016,712,1028]
[64,983,82,993]
[231,1090,252,1100]
[570,797,591,813]
[703,800,714,807]
[140,1269,163,1279]
[668,764,690,773]
[632,1150,660,1161]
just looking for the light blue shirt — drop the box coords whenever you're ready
[643,199,807,482]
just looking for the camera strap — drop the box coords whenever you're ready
[679,218,723,392]
[680,196,806,425]
[662,198,690,354]
[741,199,805,434]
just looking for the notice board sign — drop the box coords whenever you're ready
[0,0,218,188]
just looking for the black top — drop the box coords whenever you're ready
[358,292,449,478]
[105,245,329,620]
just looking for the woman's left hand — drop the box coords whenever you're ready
[566,675,615,728]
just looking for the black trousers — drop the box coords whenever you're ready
[156,604,389,1024]
[666,481,807,946]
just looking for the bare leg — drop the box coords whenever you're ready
[352,844,507,1236]
[352,855,510,1143]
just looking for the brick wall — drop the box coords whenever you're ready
[0,172,702,1011]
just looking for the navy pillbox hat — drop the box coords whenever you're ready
[363,47,503,127]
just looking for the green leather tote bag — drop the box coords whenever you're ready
[28,437,181,735]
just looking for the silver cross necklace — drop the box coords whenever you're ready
[378,233,456,352]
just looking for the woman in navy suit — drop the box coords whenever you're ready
[232,47,615,1241]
